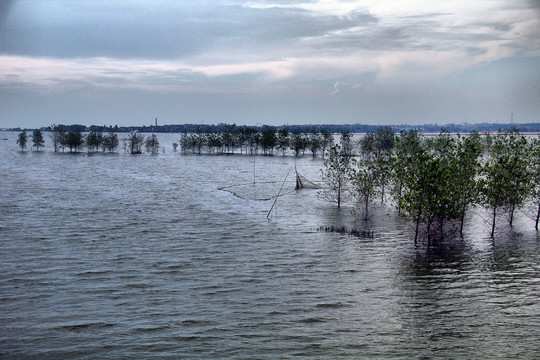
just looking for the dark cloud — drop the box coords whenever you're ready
[0,1,376,60]
[0,0,15,23]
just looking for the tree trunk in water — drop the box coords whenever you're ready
[337,179,341,208]
[427,220,431,246]
[397,183,403,215]
[414,215,420,244]
[534,203,540,231]
[509,204,515,227]
[491,206,497,238]
[364,193,369,221]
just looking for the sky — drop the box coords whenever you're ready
[1,0,539,129]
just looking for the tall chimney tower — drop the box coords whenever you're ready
[155,117,158,127]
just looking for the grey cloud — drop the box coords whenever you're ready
[0,1,376,60]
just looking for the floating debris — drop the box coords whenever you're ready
[318,225,375,238]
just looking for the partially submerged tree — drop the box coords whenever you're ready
[359,131,376,159]
[393,130,463,241]
[340,130,354,157]
[128,131,144,154]
[85,131,103,153]
[101,132,119,153]
[319,145,353,208]
[320,129,334,159]
[453,132,483,234]
[307,131,321,158]
[277,129,289,156]
[374,126,395,154]
[17,130,27,151]
[527,137,540,229]
[145,134,160,154]
[65,131,84,153]
[31,130,45,151]
[290,130,304,157]
[479,130,530,236]
[261,125,277,155]
[350,159,379,220]
[50,124,62,152]
[392,129,423,215]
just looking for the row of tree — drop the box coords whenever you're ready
[17,124,343,157]
[178,124,335,157]
[319,127,540,240]
[16,130,45,151]
[16,128,163,155]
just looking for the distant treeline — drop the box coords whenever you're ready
[8,122,540,134]
[178,125,334,157]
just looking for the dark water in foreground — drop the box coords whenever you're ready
[1,132,539,359]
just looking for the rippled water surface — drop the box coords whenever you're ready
[1,132,539,359]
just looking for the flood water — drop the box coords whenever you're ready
[1,131,539,359]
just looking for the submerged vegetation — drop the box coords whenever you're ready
[28,126,121,154]
[318,225,375,238]
[319,127,539,241]
[178,124,334,157]
[13,124,540,240]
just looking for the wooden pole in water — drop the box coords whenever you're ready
[267,167,292,220]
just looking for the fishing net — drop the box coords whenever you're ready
[218,181,296,201]
[218,168,320,202]
[295,171,321,190]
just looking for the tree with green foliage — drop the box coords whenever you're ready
[374,126,395,154]
[57,129,67,152]
[179,132,189,154]
[17,130,27,151]
[479,130,530,237]
[392,130,423,215]
[453,132,483,234]
[290,130,304,157]
[222,123,237,153]
[261,125,277,155]
[128,131,144,154]
[85,130,103,153]
[398,147,459,242]
[372,151,394,203]
[340,130,354,157]
[319,145,353,208]
[50,124,62,152]
[359,131,375,159]
[277,129,289,156]
[309,131,322,158]
[65,131,84,153]
[351,159,378,220]
[391,129,463,241]
[320,129,334,159]
[527,137,540,229]
[31,130,45,151]
[193,127,205,154]
[145,134,160,154]
[206,131,222,154]
[101,132,119,153]
[244,127,260,154]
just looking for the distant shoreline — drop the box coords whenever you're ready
[3,122,540,134]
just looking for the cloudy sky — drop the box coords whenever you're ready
[1,0,539,128]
